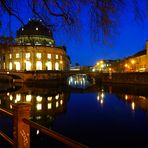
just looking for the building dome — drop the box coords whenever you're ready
[16,20,55,46]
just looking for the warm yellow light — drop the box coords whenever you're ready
[131,102,135,110]
[36,61,42,70]
[25,61,31,71]
[10,95,13,101]
[55,62,59,70]
[47,96,52,101]
[60,60,63,64]
[16,94,21,102]
[56,101,59,108]
[47,103,52,109]
[26,95,32,102]
[46,62,52,70]
[125,95,128,100]
[55,94,59,100]
[60,100,63,105]
[124,64,128,67]
[36,104,42,110]
[36,96,42,102]
[131,60,135,64]
[100,60,103,64]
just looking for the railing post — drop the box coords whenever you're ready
[13,103,31,148]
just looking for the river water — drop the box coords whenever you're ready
[0,82,148,148]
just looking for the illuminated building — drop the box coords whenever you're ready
[0,20,70,71]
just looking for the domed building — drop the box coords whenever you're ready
[0,20,70,71]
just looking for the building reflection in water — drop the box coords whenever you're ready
[104,84,148,112]
[0,84,70,126]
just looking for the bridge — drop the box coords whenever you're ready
[0,70,101,83]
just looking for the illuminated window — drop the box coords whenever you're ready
[47,54,51,59]
[14,62,20,70]
[9,62,12,70]
[55,94,59,100]
[56,101,59,108]
[16,94,21,102]
[55,54,59,59]
[36,53,41,59]
[36,61,42,70]
[26,53,30,59]
[47,97,52,101]
[55,62,59,70]
[26,95,32,102]
[60,55,62,59]
[36,104,42,110]
[16,53,19,58]
[48,103,52,109]
[46,62,52,70]
[36,96,42,102]
[9,54,12,59]
[25,61,31,71]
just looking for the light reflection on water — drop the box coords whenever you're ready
[67,74,91,89]
[0,83,148,147]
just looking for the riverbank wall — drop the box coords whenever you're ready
[97,72,148,85]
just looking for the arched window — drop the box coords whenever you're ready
[36,61,42,70]
[55,62,59,70]
[46,62,52,70]
[25,61,31,71]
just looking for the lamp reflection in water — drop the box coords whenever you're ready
[97,89,105,105]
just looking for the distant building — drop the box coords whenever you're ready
[93,59,120,72]
[0,20,70,71]
[114,41,148,73]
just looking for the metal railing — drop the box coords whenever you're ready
[0,103,88,148]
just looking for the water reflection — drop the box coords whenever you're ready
[97,89,105,105]
[0,84,70,126]
[67,74,91,89]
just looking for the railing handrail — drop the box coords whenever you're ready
[0,130,14,145]
[23,118,88,148]
[0,108,13,117]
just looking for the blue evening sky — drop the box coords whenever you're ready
[0,1,148,66]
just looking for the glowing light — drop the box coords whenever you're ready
[60,100,63,105]
[60,60,63,64]
[131,60,135,64]
[25,61,31,70]
[55,62,59,70]
[47,54,51,59]
[55,94,59,100]
[100,99,104,104]
[36,96,42,102]
[36,61,42,70]
[48,103,52,109]
[46,62,52,70]
[26,95,32,102]
[97,95,100,101]
[14,62,20,70]
[56,101,59,108]
[125,95,128,100]
[7,92,10,96]
[9,62,12,70]
[16,94,21,102]
[10,104,12,109]
[36,104,42,110]
[36,53,41,59]
[47,97,52,101]
[10,95,13,101]
[131,102,135,110]
[25,53,30,59]
[36,27,38,31]
[36,130,40,135]
[101,93,104,98]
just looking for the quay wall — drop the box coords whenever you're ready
[97,72,148,85]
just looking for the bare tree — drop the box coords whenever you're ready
[0,0,146,42]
